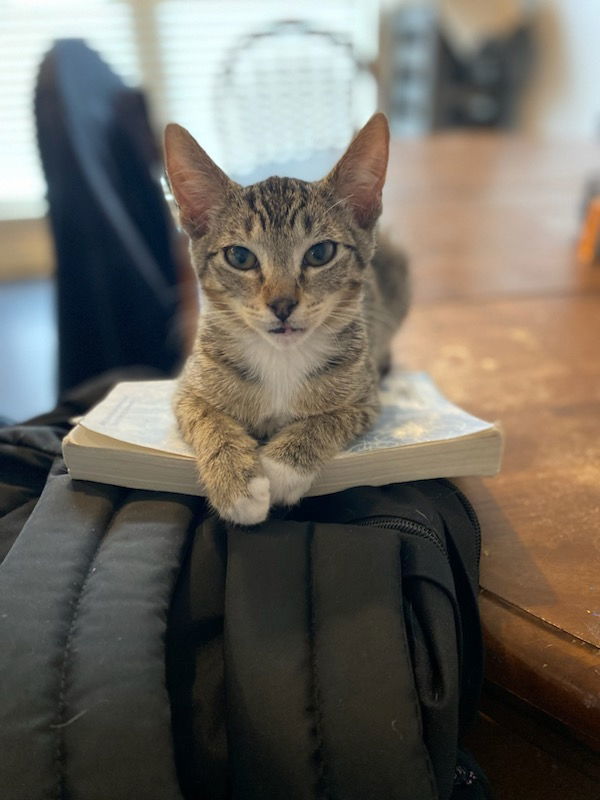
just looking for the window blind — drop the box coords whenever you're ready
[0,0,377,220]
[0,0,140,219]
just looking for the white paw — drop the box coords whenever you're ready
[221,476,270,525]
[260,456,315,506]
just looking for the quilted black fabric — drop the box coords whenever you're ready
[0,373,488,800]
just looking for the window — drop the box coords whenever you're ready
[0,0,140,220]
[0,0,378,222]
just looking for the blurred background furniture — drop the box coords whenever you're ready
[214,19,376,183]
[34,39,193,393]
[379,2,535,136]
[578,174,600,266]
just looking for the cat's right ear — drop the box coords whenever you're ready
[164,124,232,237]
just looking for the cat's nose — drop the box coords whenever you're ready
[268,297,298,322]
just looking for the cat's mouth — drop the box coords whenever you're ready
[268,323,306,336]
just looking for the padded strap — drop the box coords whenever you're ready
[0,464,192,800]
[225,519,441,800]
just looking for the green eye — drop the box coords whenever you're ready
[303,240,337,267]
[224,245,258,270]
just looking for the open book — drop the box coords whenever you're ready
[62,371,503,497]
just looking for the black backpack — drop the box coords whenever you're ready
[0,376,491,799]
[168,480,491,800]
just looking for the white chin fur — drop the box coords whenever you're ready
[221,476,270,525]
[260,455,315,506]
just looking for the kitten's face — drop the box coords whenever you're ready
[165,113,389,347]
[194,176,367,346]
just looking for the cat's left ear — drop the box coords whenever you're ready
[325,112,390,229]
[164,123,233,237]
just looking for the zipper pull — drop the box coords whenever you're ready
[454,763,479,786]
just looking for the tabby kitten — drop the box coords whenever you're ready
[164,113,409,525]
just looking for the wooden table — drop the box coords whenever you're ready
[383,134,600,799]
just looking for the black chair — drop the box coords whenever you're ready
[35,39,190,393]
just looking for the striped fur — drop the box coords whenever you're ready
[165,114,409,524]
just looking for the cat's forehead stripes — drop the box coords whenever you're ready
[243,178,318,234]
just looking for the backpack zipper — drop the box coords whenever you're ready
[350,516,447,557]
[453,763,479,787]
[438,479,482,568]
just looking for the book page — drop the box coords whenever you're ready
[345,370,493,453]
[79,372,495,457]
[80,381,192,456]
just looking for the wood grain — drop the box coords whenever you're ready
[383,134,600,301]
[385,134,600,752]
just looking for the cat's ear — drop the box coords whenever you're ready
[164,123,232,237]
[325,112,389,228]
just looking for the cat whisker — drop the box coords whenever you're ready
[332,307,396,326]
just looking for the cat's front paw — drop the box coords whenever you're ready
[260,456,315,506]
[220,476,271,526]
